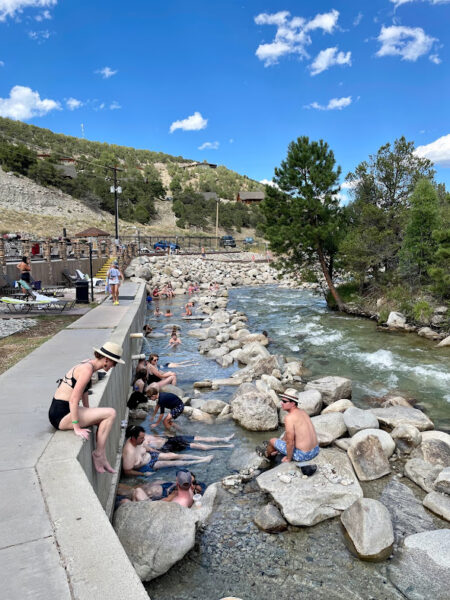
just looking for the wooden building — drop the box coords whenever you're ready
[236,191,265,205]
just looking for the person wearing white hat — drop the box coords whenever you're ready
[48,341,125,474]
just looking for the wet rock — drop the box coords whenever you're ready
[240,333,269,346]
[423,491,450,522]
[434,467,450,495]
[369,406,434,431]
[295,389,323,416]
[207,346,229,360]
[283,361,305,377]
[305,376,352,405]
[387,530,450,600]
[162,383,185,398]
[348,435,391,481]
[437,335,450,347]
[322,399,354,414]
[254,504,288,533]
[201,399,228,415]
[386,311,406,328]
[343,407,379,436]
[216,354,235,368]
[391,424,422,454]
[379,478,434,545]
[128,408,148,421]
[404,458,443,492]
[236,342,270,365]
[410,439,450,467]
[193,380,213,389]
[188,328,209,340]
[256,447,363,526]
[231,383,278,431]
[113,501,197,581]
[350,429,395,458]
[381,395,413,408]
[341,498,394,561]
[198,338,220,353]
[192,483,218,526]
[417,327,441,341]
[188,408,215,424]
[311,412,347,446]
[232,355,280,381]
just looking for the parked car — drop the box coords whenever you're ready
[243,237,254,246]
[153,240,180,251]
[219,235,236,248]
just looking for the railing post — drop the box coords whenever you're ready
[0,239,6,275]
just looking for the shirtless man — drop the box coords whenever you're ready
[143,429,234,452]
[122,425,213,476]
[265,393,319,463]
[163,470,194,507]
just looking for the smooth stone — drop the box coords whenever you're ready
[231,383,278,431]
[421,430,450,446]
[193,380,213,389]
[404,458,443,493]
[256,447,363,527]
[334,438,351,451]
[305,376,352,406]
[200,399,228,415]
[311,412,347,446]
[348,435,391,481]
[423,491,450,522]
[349,428,396,459]
[236,342,270,365]
[369,406,434,432]
[386,311,406,328]
[436,335,450,347]
[391,424,422,454]
[341,498,394,561]
[343,406,379,436]
[387,530,450,600]
[295,389,323,416]
[322,399,354,414]
[434,467,450,495]
[254,504,288,533]
[410,439,450,467]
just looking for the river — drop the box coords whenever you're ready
[140,285,449,600]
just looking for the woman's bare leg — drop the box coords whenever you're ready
[194,434,235,443]
[153,455,214,469]
[190,442,234,450]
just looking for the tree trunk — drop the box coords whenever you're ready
[317,245,344,311]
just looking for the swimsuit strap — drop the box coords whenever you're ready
[57,361,94,388]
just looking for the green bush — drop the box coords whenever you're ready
[412,300,433,324]
[378,307,390,324]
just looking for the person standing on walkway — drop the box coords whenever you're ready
[48,341,125,474]
[107,260,123,305]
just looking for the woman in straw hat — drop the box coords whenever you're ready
[48,341,125,473]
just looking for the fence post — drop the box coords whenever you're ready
[0,239,6,276]
[43,240,54,283]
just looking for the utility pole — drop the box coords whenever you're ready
[109,166,122,247]
[215,198,219,249]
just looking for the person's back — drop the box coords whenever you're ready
[171,486,193,507]
[288,408,318,452]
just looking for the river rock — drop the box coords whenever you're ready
[381,395,413,408]
[322,399,354,414]
[343,407,379,436]
[417,327,441,341]
[421,430,450,446]
[423,491,450,522]
[188,328,209,339]
[283,361,305,377]
[434,467,450,495]
[311,412,347,445]
[113,501,197,581]
[193,380,213,389]
[334,438,351,451]
[200,399,228,415]
[260,374,284,393]
[348,435,391,481]
[387,530,450,600]
[241,333,269,346]
[410,439,450,467]
[233,355,281,380]
[257,447,363,526]
[341,498,394,561]
[404,458,443,493]
[161,383,185,398]
[391,424,422,454]
[305,376,352,405]
[254,503,288,533]
[294,389,323,416]
[211,310,230,324]
[379,478,434,545]
[224,339,242,352]
[369,406,434,431]
[207,346,229,359]
[386,311,407,328]
[436,335,450,347]
[231,383,278,431]
[236,342,270,365]
[188,408,215,424]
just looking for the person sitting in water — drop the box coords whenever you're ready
[168,331,182,348]
[154,307,162,317]
[122,426,214,476]
[152,286,160,298]
[146,353,177,389]
[164,308,173,317]
[187,283,195,295]
[163,470,194,507]
[260,393,319,464]
[143,325,153,337]
[183,301,194,316]
[147,387,185,432]
[48,341,125,474]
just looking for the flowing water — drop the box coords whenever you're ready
[136,286,449,600]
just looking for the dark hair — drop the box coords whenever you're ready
[94,351,102,359]
[262,330,268,337]
[149,353,158,361]
[132,369,147,385]
[146,386,159,398]
[21,256,28,262]
[126,425,145,439]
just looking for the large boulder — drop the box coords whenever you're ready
[236,342,270,365]
[387,530,450,600]
[256,447,363,526]
[343,407,379,436]
[322,399,354,414]
[404,458,443,493]
[113,501,197,581]
[296,389,323,416]
[423,491,450,522]
[341,498,394,561]
[349,428,395,458]
[391,424,422,454]
[305,376,352,405]
[348,435,391,481]
[311,412,347,446]
[386,311,407,328]
[410,439,450,468]
[369,406,434,431]
[231,383,278,431]
[254,503,288,533]
[232,355,281,381]
[434,467,450,495]
[421,430,450,446]
[200,399,228,415]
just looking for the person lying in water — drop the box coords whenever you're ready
[127,425,234,452]
[122,425,214,476]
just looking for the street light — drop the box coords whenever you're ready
[215,197,219,249]
[110,176,122,246]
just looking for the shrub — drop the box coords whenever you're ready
[412,300,433,324]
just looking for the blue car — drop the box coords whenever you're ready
[153,240,180,251]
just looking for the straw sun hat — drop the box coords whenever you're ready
[93,341,125,364]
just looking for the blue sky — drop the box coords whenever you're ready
[1,0,449,192]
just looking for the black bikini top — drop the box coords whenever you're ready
[57,361,93,393]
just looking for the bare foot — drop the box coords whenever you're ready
[103,460,116,474]
[92,451,106,473]
[200,455,214,463]
[224,433,235,442]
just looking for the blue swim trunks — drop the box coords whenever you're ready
[273,439,320,462]
[137,451,160,472]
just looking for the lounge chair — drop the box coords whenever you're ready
[62,269,79,287]
[0,295,75,313]
[75,269,105,286]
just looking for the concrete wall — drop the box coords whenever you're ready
[6,257,106,286]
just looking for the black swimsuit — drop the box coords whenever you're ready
[48,362,93,429]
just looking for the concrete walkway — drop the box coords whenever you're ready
[0,282,149,599]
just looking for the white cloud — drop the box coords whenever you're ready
[169,111,207,133]
[109,101,121,110]
[28,29,51,42]
[0,85,60,119]
[66,97,82,110]
[260,178,279,188]
[95,66,117,79]
[254,9,340,67]
[198,141,219,150]
[229,138,234,144]
[415,134,450,167]
[376,25,437,61]
[35,8,51,20]
[353,12,363,26]
[310,46,352,75]
[391,0,450,7]
[0,0,57,21]
[0,60,4,66]
[429,53,442,64]
[306,96,352,110]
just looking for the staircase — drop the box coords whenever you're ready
[95,258,115,280]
